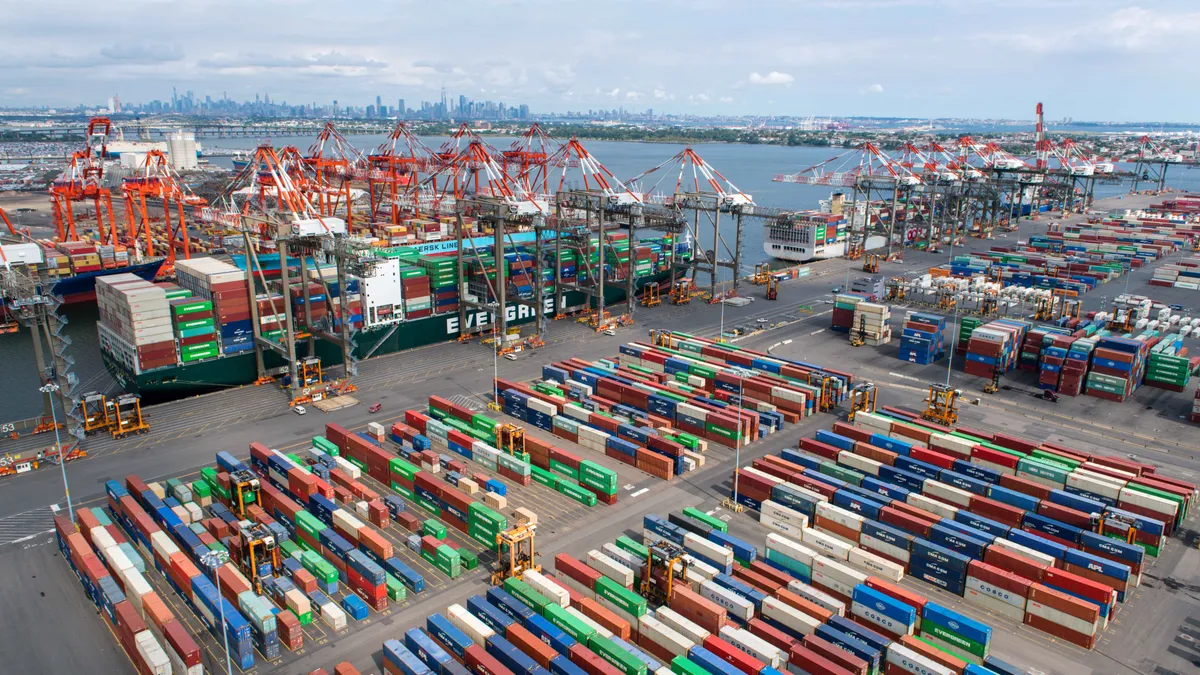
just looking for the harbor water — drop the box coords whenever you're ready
[3,137,1198,420]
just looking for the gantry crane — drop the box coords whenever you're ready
[491,524,540,585]
[639,540,689,606]
[49,117,118,244]
[305,122,367,229]
[923,383,960,425]
[366,121,434,225]
[122,149,206,274]
[848,382,878,421]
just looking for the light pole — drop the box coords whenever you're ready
[724,368,753,513]
[38,383,73,523]
[490,302,500,409]
[945,303,960,387]
[200,550,234,675]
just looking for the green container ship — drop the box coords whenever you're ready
[101,236,688,399]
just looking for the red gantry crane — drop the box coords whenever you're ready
[121,149,207,273]
[366,121,435,225]
[49,117,118,244]
[305,122,366,230]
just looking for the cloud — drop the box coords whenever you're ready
[98,42,184,63]
[607,88,621,98]
[653,88,673,100]
[199,51,387,71]
[861,83,885,94]
[718,96,734,103]
[542,65,576,88]
[625,90,643,101]
[748,71,794,86]
[688,93,712,104]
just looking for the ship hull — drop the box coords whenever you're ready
[54,259,165,305]
[105,273,667,398]
[764,240,847,263]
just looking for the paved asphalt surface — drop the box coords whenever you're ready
[1,192,1198,675]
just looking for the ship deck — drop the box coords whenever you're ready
[1,192,1198,675]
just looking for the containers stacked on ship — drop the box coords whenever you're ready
[175,257,255,357]
[897,312,945,365]
[1085,336,1149,402]
[419,254,460,316]
[96,273,179,373]
[400,264,434,320]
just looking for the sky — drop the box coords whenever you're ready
[4,0,1200,121]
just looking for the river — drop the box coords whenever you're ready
[3,136,1198,420]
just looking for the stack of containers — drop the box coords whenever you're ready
[506,250,537,296]
[897,312,945,364]
[171,294,219,362]
[419,254,460,315]
[96,274,178,372]
[1144,338,1191,392]
[963,320,1027,378]
[851,302,891,346]
[175,258,254,356]
[287,281,328,329]
[1038,335,1072,393]
[957,317,983,350]
[1086,336,1149,402]
[59,240,102,272]
[401,266,432,319]
[1061,337,1094,396]
[831,293,869,333]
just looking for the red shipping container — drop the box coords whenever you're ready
[732,565,783,595]
[799,438,842,461]
[967,560,1032,599]
[748,618,800,654]
[555,553,602,590]
[577,596,632,641]
[669,586,727,634]
[799,637,865,675]
[334,662,361,675]
[569,643,625,675]
[293,568,318,594]
[750,560,794,589]
[967,495,1025,528]
[162,619,203,668]
[970,446,1019,470]
[704,635,766,675]
[507,623,558,668]
[998,473,1052,500]
[1042,568,1114,609]
[879,505,935,537]
[908,447,956,470]
[865,577,927,615]
[991,432,1038,454]
[465,644,516,675]
[1023,610,1096,650]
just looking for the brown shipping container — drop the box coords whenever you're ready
[577,596,631,640]
[900,635,967,674]
[775,588,834,623]
[669,585,727,634]
[506,623,558,668]
[802,635,867,675]
[1023,611,1096,650]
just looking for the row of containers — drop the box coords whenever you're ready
[1150,256,1200,290]
[57,410,580,674]
[374,508,1031,675]
[490,331,855,481]
[896,312,947,366]
[962,317,1198,400]
[728,410,1195,651]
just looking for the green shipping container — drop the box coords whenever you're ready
[295,511,324,538]
[531,466,559,489]
[385,573,408,602]
[550,459,579,480]
[504,578,554,613]
[820,461,864,487]
[543,603,596,643]
[681,507,727,533]
[312,436,340,457]
[921,619,988,659]
[301,551,339,584]
[458,548,479,571]
[594,577,647,617]
[615,536,649,561]
[588,635,648,675]
[390,458,420,482]
[191,480,210,499]
[392,483,415,501]
[558,481,597,507]
[916,633,983,665]
[279,539,300,559]
[423,520,447,540]
[672,657,709,675]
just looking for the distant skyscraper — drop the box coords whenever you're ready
[397,99,405,119]
[459,94,467,116]
[376,95,382,110]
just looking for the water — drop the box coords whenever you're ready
[5,135,1200,420]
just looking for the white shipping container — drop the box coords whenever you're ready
[848,547,905,582]
[762,596,822,636]
[332,510,364,540]
[103,544,135,575]
[1026,599,1099,637]
[134,630,172,675]
[858,532,911,564]
[1081,462,1135,480]
[762,500,810,529]
[683,555,717,583]
[528,398,558,417]
[802,527,852,560]
[812,555,868,587]
[639,614,695,657]
[839,451,882,476]
[602,542,642,571]
[150,531,180,560]
[816,502,865,531]
[928,433,975,458]
[91,526,118,552]
[852,411,893,434]
[765,533,817,568]
[907,492,959,520]
[761,515,805,539]
[1118,487,1178,519]
[972,458,1016,477]
[886,643,955,675]
[991,538,1057,567]
[595,594,639,631]
[1068,470,1124,498]
[1015,470,1062,491]
[965,575,1027,609]
[742,467,784,485]
[523,570,571,608]
[720,625,783,668]
[654,607,710,644]
[964,588,1026,623]
[183,502,204,522]
[923,480,973,509]
[700,581,755,623]
[587,550,635,589]
[448,603,496,645]
[321,603,348,631]
[811,569,855,600]
[684,533,734,569]
[356,501,371,519]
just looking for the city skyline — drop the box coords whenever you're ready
[3,1,1200,121]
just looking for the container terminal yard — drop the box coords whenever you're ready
[3,105,1200,675]
[1,186,1199,675]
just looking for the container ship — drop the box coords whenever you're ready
[763,210,848,263]
[98,232,692,398]
[0,235,164,304]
